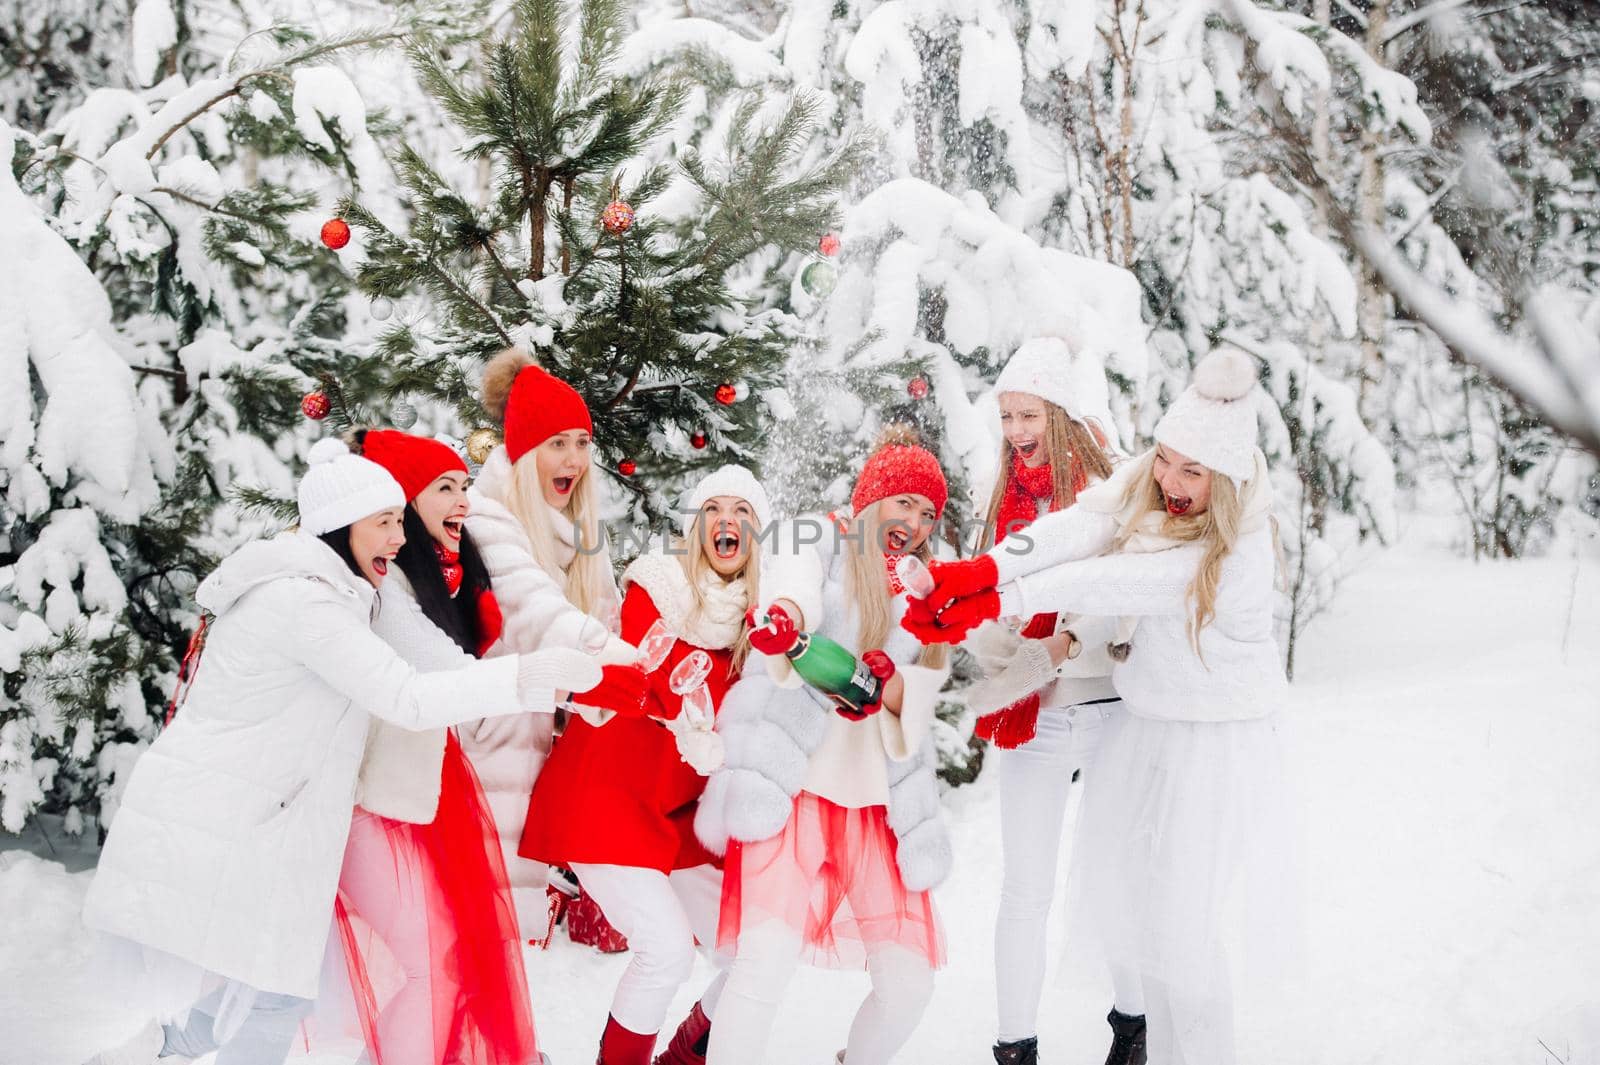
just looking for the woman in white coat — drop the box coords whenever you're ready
[461,348,638,935]
[82,440,598,1065]
[904,350,1300,1065]
[332,429,651,1065]
[961,339,1141,1065]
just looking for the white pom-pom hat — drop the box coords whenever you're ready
[1152,347,1261,481]
[679,463,772,535]
[297,437,406,536]
[994,336,1121,450]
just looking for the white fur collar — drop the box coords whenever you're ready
[623,551,749,650]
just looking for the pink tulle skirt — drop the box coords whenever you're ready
[329,732,538,1065]
[718,791,945,970]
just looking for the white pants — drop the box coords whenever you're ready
[705,921,934,1065]
[570,862,729,1035]
[994,700,1143,1042]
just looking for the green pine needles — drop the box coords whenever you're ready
[341,0,863,513]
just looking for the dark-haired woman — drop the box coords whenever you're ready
[82,438,615,1065]
[333,429,651,1065]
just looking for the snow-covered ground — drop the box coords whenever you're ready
[4,541,1598,1065]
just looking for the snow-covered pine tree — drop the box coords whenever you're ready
[336,0,861,525]
[2,0,432,835]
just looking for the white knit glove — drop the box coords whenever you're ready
[965,619,1024,677]
[516,648,603,709]
[965,638,1055,716]
[666,712,724,775]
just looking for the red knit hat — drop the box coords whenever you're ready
[851,441,948,519]
[505,364,593,464]
[360,429,469,502]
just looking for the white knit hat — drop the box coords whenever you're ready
[297,438,406,536]
[994,336,1121,450]
[679,463,772,535]
[1153,347,1261,482]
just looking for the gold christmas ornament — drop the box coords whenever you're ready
[465,427,501,464]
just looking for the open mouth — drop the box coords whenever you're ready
[1015,440,1039,459]
[713,528,741,559]
[372,556,390,576]
[441,516,464,541]
[1165,494,1193,516]
[885,528,909,553]
[552,476,574,495]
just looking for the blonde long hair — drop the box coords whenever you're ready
[675,523,761,673]
[482,348,613,615]
[843,499,950,671]
[980,400,1114,551]
[1113,448,1243,653]
[501,453,614,615]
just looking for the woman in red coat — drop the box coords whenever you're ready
[521,465,770,1065]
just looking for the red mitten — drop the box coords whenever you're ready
[574,663,651,717]
[746,605,800,656]
[900,595,947,645]
[833,649,898,721]
[974,692,1042,750]
[931,588,1002,642]
[923,555,1000,615]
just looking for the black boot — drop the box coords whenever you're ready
[1103,1009,1147,1065]
[992,1037,1038,1065]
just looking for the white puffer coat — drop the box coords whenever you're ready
[460,447,630,925]
[81,531,554,999]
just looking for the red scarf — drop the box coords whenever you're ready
[976,452,1088,749]
[435,541,505,655]
[435,542,464,598]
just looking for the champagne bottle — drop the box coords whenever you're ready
[784,630,884,714]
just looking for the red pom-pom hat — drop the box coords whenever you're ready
[504,365,594,464]
[361,429,469,502]
[850,442,948,519]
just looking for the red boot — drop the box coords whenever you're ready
[598,1015,656,1065]
[652,1001,712,1065]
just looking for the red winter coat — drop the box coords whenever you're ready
[519,582,737,873]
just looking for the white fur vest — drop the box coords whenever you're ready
[694,521,953,893]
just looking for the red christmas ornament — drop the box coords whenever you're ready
[618,459,637,476]
[714,382,737,406]
[690,431,708,450]
[301,390,331,420]
[818,232,841,257]
[908,376,930,400]
[320,218,351,250]
[601,200,635,235]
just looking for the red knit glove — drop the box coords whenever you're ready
[833,649,897,721]
[900,595,946,645]
[922,555,1000,616]
[974,692,1042,750]
[746,605,800,656]
[573,664,651,717]
[934,589,1002,643]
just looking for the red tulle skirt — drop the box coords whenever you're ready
[717,791,945,970]
[331,732,539,1065]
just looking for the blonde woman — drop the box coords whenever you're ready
[904,349,1298,1065]
[462,349,647,934]
[695,430,953,1065]
[523,465,769,1065]
[964,339,1140,1065]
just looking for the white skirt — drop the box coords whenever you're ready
[1070,708,1304,993]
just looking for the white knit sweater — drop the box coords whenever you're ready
[357,568,600,824]
[990,483,1287,723]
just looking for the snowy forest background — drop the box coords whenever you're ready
[2,0,1598,840]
